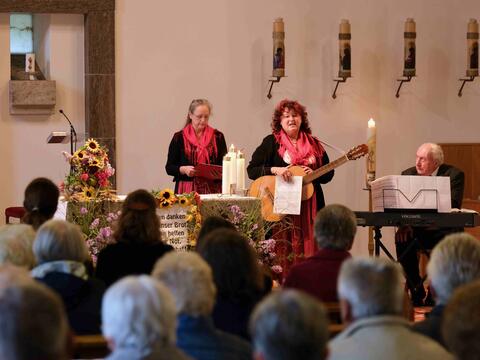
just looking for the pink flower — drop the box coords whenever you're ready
[80,173,89,182]
[271,265,283,274]
[90,218,100,229]
[80,207,88,215]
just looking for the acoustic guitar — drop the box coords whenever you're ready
[248,144,368,222]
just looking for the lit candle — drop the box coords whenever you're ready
[236,151,245,192]
[222,155,231,194]
[228,144,237,188]
[366,118,376,187]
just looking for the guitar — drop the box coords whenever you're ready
[248,144,368,222]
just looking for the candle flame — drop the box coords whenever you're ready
[368,118,376,128]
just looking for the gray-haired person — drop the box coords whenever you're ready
[250,289,329,360]
[442,280,480,360]
[152,252,251,360]
[31,219,105,334]
[329,257,452,360]
[413,232,480,346]
[0,224,36,269]
[284,204,356,302]
[0,267,70,360]
[102,275,191,360]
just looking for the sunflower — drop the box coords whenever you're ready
[160,201,171,208]
[85,139,101,153]
[178,196,191,206]
[82,186,96,199]
[159,189,175,203]
[89,157,104,168]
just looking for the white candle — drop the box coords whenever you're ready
[367,118,376,185]
[236,151,245,192]
[228,144,237,186]
[222,155,231,194]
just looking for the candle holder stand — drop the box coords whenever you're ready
[395,75,413,98]
[267,76,282,99]
[332,77,348,99]
[458,76,476,97]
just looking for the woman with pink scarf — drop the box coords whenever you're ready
[166,99,227,194]
[247,99,334,277]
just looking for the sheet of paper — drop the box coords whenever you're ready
[273,176,302,215]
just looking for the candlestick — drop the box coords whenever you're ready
[273,18,285,77]
[467,19,479,77]
[222,155,231,194]
[366,118,376,188]
[339,19,351,78]
[236,151,245,192]
[403,18,416,77]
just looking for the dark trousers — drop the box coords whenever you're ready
[395,227,462,292]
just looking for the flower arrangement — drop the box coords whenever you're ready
[152,189,202,248]
[61,139,115,202]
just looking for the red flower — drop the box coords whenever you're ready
[80,173,89,182]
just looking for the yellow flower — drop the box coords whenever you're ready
[82,186,96,199]
[178,197,191,206]
[85,139,101,154]
[89,157,104,168]
[185,214,193,222]
[160,189,175,203]
[160,201,171,208]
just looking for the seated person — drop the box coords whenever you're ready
[284,204,356,302]
[0,224,36,269]
[329,257,451,360]
[102,276,191,360]
[96,189,173,287]
[413,233,480,346]
[152,252,252,360]
[250,289,329,360]
[442,280,480,360]
[197,228,268,340]
[196,216,236,249]
[32,220,105,335]
[0,266,70,360]
[22,177,60,230]
[395,143,464,305]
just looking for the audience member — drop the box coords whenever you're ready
[102,275,191,360]
[413,232,480,346]
[0,266,70,360]
[250,289,329,360]
[32,219,105,335]
[196,215,236,248]
[96,189,173,287]
[152,252,252,360]
[284,204,355,302]
[0,224,36,268]
[329,257,452,360]
[197,228,267,340]
[442,280,480,360]
[22,177,60,230]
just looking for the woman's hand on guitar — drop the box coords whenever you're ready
[180,165,196,177]
[301,166,313,174]
[272,166,293,182]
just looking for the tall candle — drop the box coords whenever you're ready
[228,144,237,187]
[222,155,231,194]
[272,18,285,77]
[403,18,416,77]
[236,151,245,192]
[467,19,479,77]
[366,118,376,187]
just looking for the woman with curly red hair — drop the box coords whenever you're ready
[247,99,334,277]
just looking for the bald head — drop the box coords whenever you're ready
[415,143,444,176]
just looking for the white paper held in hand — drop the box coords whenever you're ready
[273,176,303,215]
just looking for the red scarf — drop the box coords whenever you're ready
[274,130,324,166]
[182,124,217,164]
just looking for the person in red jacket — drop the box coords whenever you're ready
[284,204,356,302]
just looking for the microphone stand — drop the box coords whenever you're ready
[59,109,77,155]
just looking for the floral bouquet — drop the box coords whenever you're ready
[61,138,115,202]
[152,189,202,248]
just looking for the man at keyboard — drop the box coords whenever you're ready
[395,143,464,306]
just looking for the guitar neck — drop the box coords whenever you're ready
[303,155,349,184]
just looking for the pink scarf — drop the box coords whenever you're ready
[182,124,217,164]
[274,130,324,166]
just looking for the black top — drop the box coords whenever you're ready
[36,273,105,335]
[165,129,227,192]
[247,134,334,210]
[96,241,173,287]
